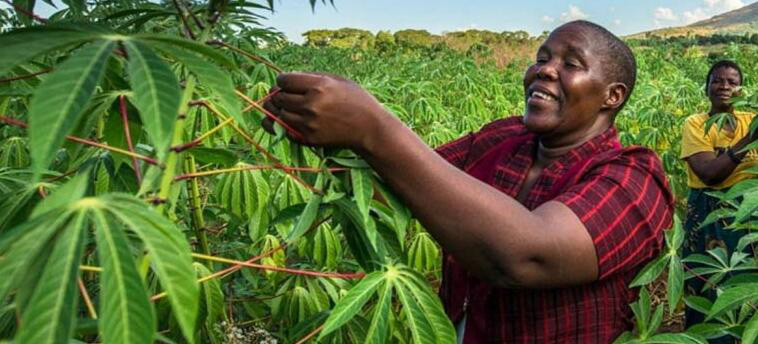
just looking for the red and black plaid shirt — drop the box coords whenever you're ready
[435,116,674,343]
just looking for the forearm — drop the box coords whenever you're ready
[359,116,548,286]
[689,135,752,186]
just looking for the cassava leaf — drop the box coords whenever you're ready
[16,210,87,344]
[124,40,181,160]
[318,271,384,339]
[105,194,198,343]
[92,208,156,344]
[28,40,115,178]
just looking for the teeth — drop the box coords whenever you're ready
[532,91,556,101]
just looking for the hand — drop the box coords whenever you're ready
[262,72,392,150]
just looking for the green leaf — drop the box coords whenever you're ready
[394,277,436,344]
[32,172,89,217]
[124,40,181,160]
[397,267,456,343]
[707,283,758,319]
[187,147,238,167]
[28,40,115,178]
[0,26,97,76]
[194,263,225,332]
[16,210,87,344]
[288,174,324,242]
[630,255,668,287]
[135,34,234,69]
[743,311,758,344]
[667,256,684,315]
[734,190,758,224]
[351,168,373,224]
[92,208,156,344]
[0,210,67,301]
[318,271,384,339]
[106,194,198,343]
[149,42,243,129]
[364,279,392,344]
[12,0,36,26]
[645,333,707,344]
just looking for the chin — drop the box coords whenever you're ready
[523,110,560,134]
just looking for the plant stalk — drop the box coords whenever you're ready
[155,77,196,213]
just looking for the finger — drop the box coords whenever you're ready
[261,117,274,134]
[262,98,280,115]
[273,92,308,113]
[277,72,325,94]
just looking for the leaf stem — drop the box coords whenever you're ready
[190,253,365,279]
[295,324,324,344]
[207,40,283,73]
[0,115,160,166]
[2,0,48,23]
[234,89,305,142]
[120,95,142,184]
[78,278,98,319]
[174,164,346,181]
[199,101,322,194]
[0,68,53,83]
[171,117,233,152]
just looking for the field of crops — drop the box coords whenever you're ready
[2,1,758,344]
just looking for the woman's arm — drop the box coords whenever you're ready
[266,73,599,289]
[686,133,755,186]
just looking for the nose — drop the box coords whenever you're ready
[536,62,558,81]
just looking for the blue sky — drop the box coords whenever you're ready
[7,1,755,41]
[261,0,755,42]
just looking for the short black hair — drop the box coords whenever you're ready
[705,60,742,93]
[559,20,637,114]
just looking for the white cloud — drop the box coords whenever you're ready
[614,19,622,26]
[705,0,744,11]
[681,0,745,24]
[654,7,678,21]
[683,8,709,24]
[560,5,589,22]
[542,15,555,23]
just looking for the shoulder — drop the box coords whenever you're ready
[736,111,755,123]
[585,146,673,205]
[683,113,708,128]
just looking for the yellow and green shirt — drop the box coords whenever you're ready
[680,111,758,189]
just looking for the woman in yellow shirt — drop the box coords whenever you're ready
[680,60,757,341]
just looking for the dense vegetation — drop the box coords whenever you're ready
[1,1,758,343]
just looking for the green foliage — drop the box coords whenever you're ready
[3,1,758,343]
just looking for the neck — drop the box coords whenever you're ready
[709,105,734,115]
[536,119,611,165]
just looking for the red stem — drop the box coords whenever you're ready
[0,115,160,166]
[0,69,52,83]
[207,40,283,73]
[174,165,347,181]
[120,96,143,184]
[295,324,324,344]
[3,0,48,23]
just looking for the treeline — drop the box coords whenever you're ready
[630,32,758,47]
[302,28,547,51]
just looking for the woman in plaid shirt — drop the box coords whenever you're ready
[264,20,673,343]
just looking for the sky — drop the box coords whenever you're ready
[5,0,756,42]
[260,0,756,42]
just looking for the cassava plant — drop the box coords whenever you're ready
[0,1,453,343]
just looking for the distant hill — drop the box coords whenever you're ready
[629,1,758,38]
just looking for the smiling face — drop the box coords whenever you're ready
[707,67,741,112]
[522,23,618,143]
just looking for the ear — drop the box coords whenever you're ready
[601,82,628,112]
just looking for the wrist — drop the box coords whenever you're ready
[727,147,743,164]
[358,107,404,156]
